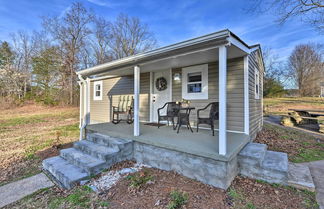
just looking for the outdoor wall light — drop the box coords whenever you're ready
[173,73,181,81]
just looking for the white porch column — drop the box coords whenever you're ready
[134,65,140,136]
[86,77,91,125]
[78,81,83,128]
[218,45,227,155]
[244,56,250,135]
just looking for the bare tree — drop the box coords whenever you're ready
[91,17,113,65]
[11,31,35,97]
[288,43,323,96]
[247,0,324,33]
[42,2,94,105]
[108,14,157,59]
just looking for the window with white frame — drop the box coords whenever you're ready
[255,68,260,99]
[93,81,103,100]
[182,64,208,100]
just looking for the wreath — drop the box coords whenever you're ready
[155,77,167,91]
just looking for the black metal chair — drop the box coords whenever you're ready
[197,102,219,136]
[157,102,181,129]
[112,95,133,124]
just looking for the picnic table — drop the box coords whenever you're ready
[288,109,324,117]
[286,109,324,133]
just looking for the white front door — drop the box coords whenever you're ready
[152,69,171,122]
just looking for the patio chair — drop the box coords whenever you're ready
[112,95,133,124]
[197,102,219,136]
[157,102,181,129]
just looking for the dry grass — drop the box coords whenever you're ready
[0,104,79,185]
[264,97,324,115]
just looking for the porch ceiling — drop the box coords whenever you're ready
[93,44,246,77]
[86,122,250,161]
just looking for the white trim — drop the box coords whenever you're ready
[218,45,227,156]
[93,81,103,101]
[255,67,260,99]
[77,30,230,76]
[90,75,117,81]
[195,126,245,134]
[169,68,173,101]
[228,35,250,54]
[182,64,208,100]
[134,65,140,136]
[244,56,250,135]
[149,71,153,122]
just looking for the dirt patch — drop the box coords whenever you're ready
[5,162,317,209]
[36,142,74,160]
[230,176,317,209]
[105,168,227,209]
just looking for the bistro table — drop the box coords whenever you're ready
[175,106,195,133]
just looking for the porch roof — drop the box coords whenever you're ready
[86,122,250,162]
[77,29,259,77]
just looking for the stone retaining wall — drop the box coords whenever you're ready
[133,142,238,190]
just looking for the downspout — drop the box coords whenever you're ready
[78,74,88,140]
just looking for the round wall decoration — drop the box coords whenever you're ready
[155,77,167,91]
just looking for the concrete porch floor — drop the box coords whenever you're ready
[86,122,249,161]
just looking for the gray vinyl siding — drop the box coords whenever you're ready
[172,57,245,132]
[248,50,263,140]
[87,55,261,135]
[89,73,150,123]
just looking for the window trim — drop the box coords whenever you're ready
[182,64,208,100]
[93,81,103,101]
[255,68,260,99]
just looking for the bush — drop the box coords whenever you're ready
[167,190,189,209]
[126,169,153,188]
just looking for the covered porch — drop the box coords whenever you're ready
[86,122,249,161]
[78,30,253,157]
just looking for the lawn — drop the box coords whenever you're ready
[0,104,320,208]
[4,161,318,209]
[255,123,324,163]
[264,97,324,115]
[0,104,79,186]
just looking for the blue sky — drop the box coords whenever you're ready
[0,0,322,59]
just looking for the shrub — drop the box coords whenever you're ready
[126,169,153,188]
[167,190,189,209]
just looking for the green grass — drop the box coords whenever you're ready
[291,148,324,163]
[167,190,189,209]
[53,123,79,137]
[264,97,324,115]
[0,115,47,129]
[48,186,94,209]
[262,123,324,163]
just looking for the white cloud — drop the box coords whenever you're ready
[86,0,117,7]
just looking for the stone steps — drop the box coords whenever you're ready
[60,148,106,175]
[238,143,289,184]
[87,132,132,149]
[42,132,134,189]
[42,156,88,189]
[74,140,120,161]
